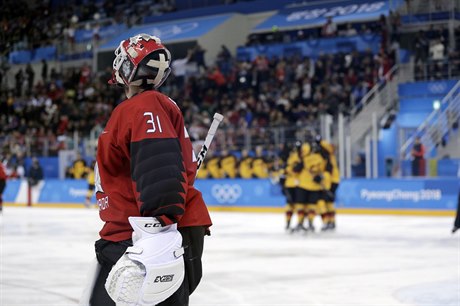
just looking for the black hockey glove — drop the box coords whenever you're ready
[293,162,303,173]
[313,174,323,184]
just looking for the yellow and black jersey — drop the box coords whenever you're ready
[238,156,253,178]
[298,144,331,191]
[270,167,285,185]
[284,150,300,188]
[220,154,238,178]
[207,156,223,179]
[265,157,275,175]
[86,167,95,185]
[269,156,286,183]
[305,152,325,175]
[252,156,269,178]
[71,158,87,179]
[320,140,340,184]
[196,160,209,179]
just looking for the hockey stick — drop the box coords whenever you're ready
[196,113,224,173]
[79,257,101,305]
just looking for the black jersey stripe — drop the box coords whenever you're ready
[132,153,185,176]
[131,138,186,222]
[138,177,185,203]
[131,139,185,178]
[142,204,185,222]
[135,164,186,192]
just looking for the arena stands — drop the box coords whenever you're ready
[1,0,459,183]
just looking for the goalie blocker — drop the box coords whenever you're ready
[105,217,184,305]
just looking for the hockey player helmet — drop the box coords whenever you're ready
[109,34,171,89]
[314,134,322,143]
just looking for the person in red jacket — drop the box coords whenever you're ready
[411,136,426,176]
[207,65,226,94]
[89,34,212,306]
[0,162,6,213]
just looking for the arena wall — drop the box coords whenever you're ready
[3,178,457,216]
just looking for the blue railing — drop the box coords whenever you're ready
[400,80,460,159]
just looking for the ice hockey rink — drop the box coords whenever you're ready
[1,206,459,306]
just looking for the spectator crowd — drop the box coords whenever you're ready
[0,0,177,57]
[17,0,460,182]
[1,10,400,178]
[413,24,460,80]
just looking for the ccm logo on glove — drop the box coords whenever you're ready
[145,222,162,228]
[154,275,174,283]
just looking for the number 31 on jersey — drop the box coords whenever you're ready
[144,112,163,134]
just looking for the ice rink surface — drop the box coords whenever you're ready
[1,207,459,306]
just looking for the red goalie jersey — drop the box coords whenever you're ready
[95,90,212,242]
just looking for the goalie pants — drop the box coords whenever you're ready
[90,226,206,306]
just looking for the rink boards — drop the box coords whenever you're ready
[3,178,458,215]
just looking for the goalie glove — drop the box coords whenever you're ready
[105,217,185,306]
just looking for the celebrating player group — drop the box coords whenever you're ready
[275,135,340,233]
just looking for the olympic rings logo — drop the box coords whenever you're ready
[211,184,242,203]
[428,82,447,94]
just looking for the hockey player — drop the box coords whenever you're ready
[252,145,269,178]
[291,141,312,232]
[296,141,330,232]
[69,153,88,179]
[84,160,96,208]
[0,161,6,213]
[283,142,301,231]
[220,149,238,178]
[317,136,340,230]
[238,149,253,178]
[89,34,212,306]
[206,151,223,179]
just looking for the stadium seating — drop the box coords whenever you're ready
[236,34,382,61]
[2,0,460,183]
[8,50,32,65]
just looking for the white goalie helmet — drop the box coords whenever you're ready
[109,33,172,89]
